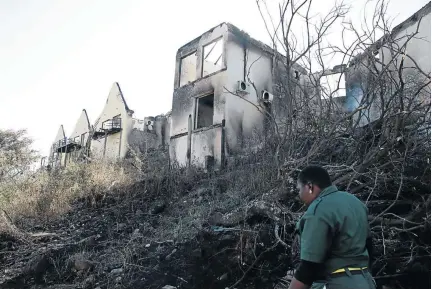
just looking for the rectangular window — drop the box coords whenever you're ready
[179,51,197,87]
[320,72,346,99]
[202,38,223,77]
[196,93,214,129]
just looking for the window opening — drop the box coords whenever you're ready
[179,51,197,86]
[202,38,223,77]
[196,94,214,129]
[320,72,346,99]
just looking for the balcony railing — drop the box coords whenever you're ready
[53,138,82,153]
[93,117,122,139]
[102,118,121,131]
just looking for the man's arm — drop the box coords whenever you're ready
[288,260,325,289]
[289,215,332,289]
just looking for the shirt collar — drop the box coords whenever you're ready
[319,185,339,198]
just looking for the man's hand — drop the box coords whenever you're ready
[288,277,311,289]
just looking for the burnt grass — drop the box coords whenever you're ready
[1,166,430,289]
[0,170,298,289]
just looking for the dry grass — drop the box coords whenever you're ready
[0,160,135,231]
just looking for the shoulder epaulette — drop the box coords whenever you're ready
[308,197,323,215]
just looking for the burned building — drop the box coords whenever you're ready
[90,82,149,161]
[43,4,430,170]
[47,111,92,168]
[66,109,92,163]
[169,22,306,169]
[45,82,170,167]
[345,2,431,127]
[141,114,171,152]
[301,2,431,129]
[88,82,170,161]
[48,125,67,168]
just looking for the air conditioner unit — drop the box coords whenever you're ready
[236,80,250,94]
[261,90,274,103]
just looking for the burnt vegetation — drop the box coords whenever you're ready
[0,0,430,288]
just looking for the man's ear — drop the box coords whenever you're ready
[308,183,313,194]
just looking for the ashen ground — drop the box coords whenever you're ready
[0,171,298,289]
[1,164,430,289]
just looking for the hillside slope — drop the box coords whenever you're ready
[1,165,430,289]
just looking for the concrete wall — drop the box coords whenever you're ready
[280,3,431,131]
[379,4,431,109]
[224,34,272,153]
[302,3,430,130]
[70,110,91,144]
[163,113,171,149]
[132,118,145,131]
[347,3,431,127]
[143,115,170,150]
[170,24,228,168]
[49,125,67,167]
[379,6,431,78]
[66,109,91,164]
[47,83,170,166]
[345,55,377,127]
[169,22,308,169]
[191,126,223,167]
[91,82,139,161]
[170,136,188,166]
[89,82,170,161]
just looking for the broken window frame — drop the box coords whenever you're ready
[201,37,224,78]
[179,50,198,87]
[319,72,347,99]
[195,92,215,130]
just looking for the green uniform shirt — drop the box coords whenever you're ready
[296,185,370,275]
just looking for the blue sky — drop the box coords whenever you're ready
[0,0,429,157]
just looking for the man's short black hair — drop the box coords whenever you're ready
[298,165,332,189]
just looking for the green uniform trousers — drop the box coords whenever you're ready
[311,269,376,289]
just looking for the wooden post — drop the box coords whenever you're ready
[63,138,68,167]
[103,131,108,159]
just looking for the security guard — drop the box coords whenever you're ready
[288,165,376,289]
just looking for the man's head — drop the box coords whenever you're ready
[297,165,332,205]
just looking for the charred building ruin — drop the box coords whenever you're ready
[47,82,170,168]
[45,3,430,170]
[169,22,306,169]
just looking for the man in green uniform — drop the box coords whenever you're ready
[288,165,376,289]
